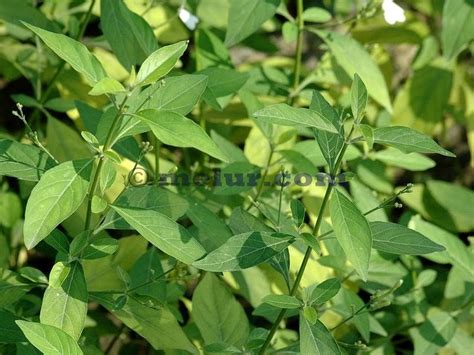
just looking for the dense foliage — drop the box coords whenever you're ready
[0,0,473,354]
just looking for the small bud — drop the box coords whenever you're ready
[394,202,403,208]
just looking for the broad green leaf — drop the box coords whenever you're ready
[330,189,372,281]
[47,116,92,162]
[350,179,388,222]
[373,126,455,157]
[135,41,188,86]
[262,294,301,309]
[185,198,232,251]
[100,186,188,231]
[371,221,445,255]
[16,321,83,355]
[302,7,332,23]
[82,237,119,259]
[309,278,341,305]
[91,293,196,353]
[392,62,453,133]
[290,200,305,227]
[410,309,457,355]
[101,0,158,70]
[372,147,435,171]
[24,159,93,249]
[40,262,88,340]
[313,30,392,112]
[193,232,294,272]
[0,0,57,30]
[0,139,56,181]
[88,78,125,96]
[211,130,248,163]
[199,67,249,111]
[0,191,22,228]
[145,74,208,115]
[310,91,344,170]
[225,0,280,47]
[0,310,26,343]
[359,124,374,149]
[0,270,32,308]
[195,28,231,70]
[23,23,106,85]
[408,215,473,277]
[129,248,166,301]
[193,273,249,346]
[351,73,368,122]
[136,109,228,161]
[111,206,206,264]
[300,316,342,355]
[253,104,338,133]
[441,0,474,59]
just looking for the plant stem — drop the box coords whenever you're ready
[84,96,128,231]
[258,125,355,354]
[288,0,304,106]
[154,136,161,183]
[247,146,274,211]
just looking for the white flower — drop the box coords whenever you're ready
[382,0,406,25]
[178,7,199,31]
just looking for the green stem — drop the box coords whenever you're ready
[247,146,274,211]
[258,125,356,354]
[154,137,161,183]
[84,96,128,231]
[288,0,304,106]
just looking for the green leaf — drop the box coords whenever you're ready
[312,30,392,112]
[88,78,125,96]
[225,0,280,47]
[302,7,332,23]
[372,147,435,171]
[410,309,457,355]
[134,41,188,86]
[253,104,338,133]
[192,273,249,346]
[91,293,196,353]
[262,294,302,309]
[310,91,344,170]
[136,109,228,161]
[24,159,93,249]
[351,73,368,122]
[40,262,88,340]
[373,126,455,157]
[309,278,341,305]
[441,0,474,59]
[330,189,372,281]
[359,124,374,149]
[371,221,445,255]
[23,23,106,86]
[0,270,32,308]
[82,237,119,259]
[15,321,83,355]
[100,0,158,70]
[142,74,208,115]
[0,139,56,181]
[111,206,206,264]
[0,0,57,30]
[392,62,453,133]
[290,199,306,227]
[193,232,294,272]
[0,310,26,343]
[300,316,342,355]
[99,186,188,231]
[129,248,166,301]
[199,67,249,111]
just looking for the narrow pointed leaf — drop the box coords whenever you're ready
[373,126,455,157]
[40,262,88,340]
[300,316,342,355]
[193,232,294,272]
[371,221,445,255]
[0,139,56,181]
[135,41,188,86]
[136,109,228,161]
[88,78,125,96]
[16,321,83,355]
[351,73,368,122]
[253,104,338,133]
[111,206,206,264]
[23,23,106,85]
[309,278,341,305]
[262,295,302,309]
[24,159,93,249]
[330,189,372,281]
